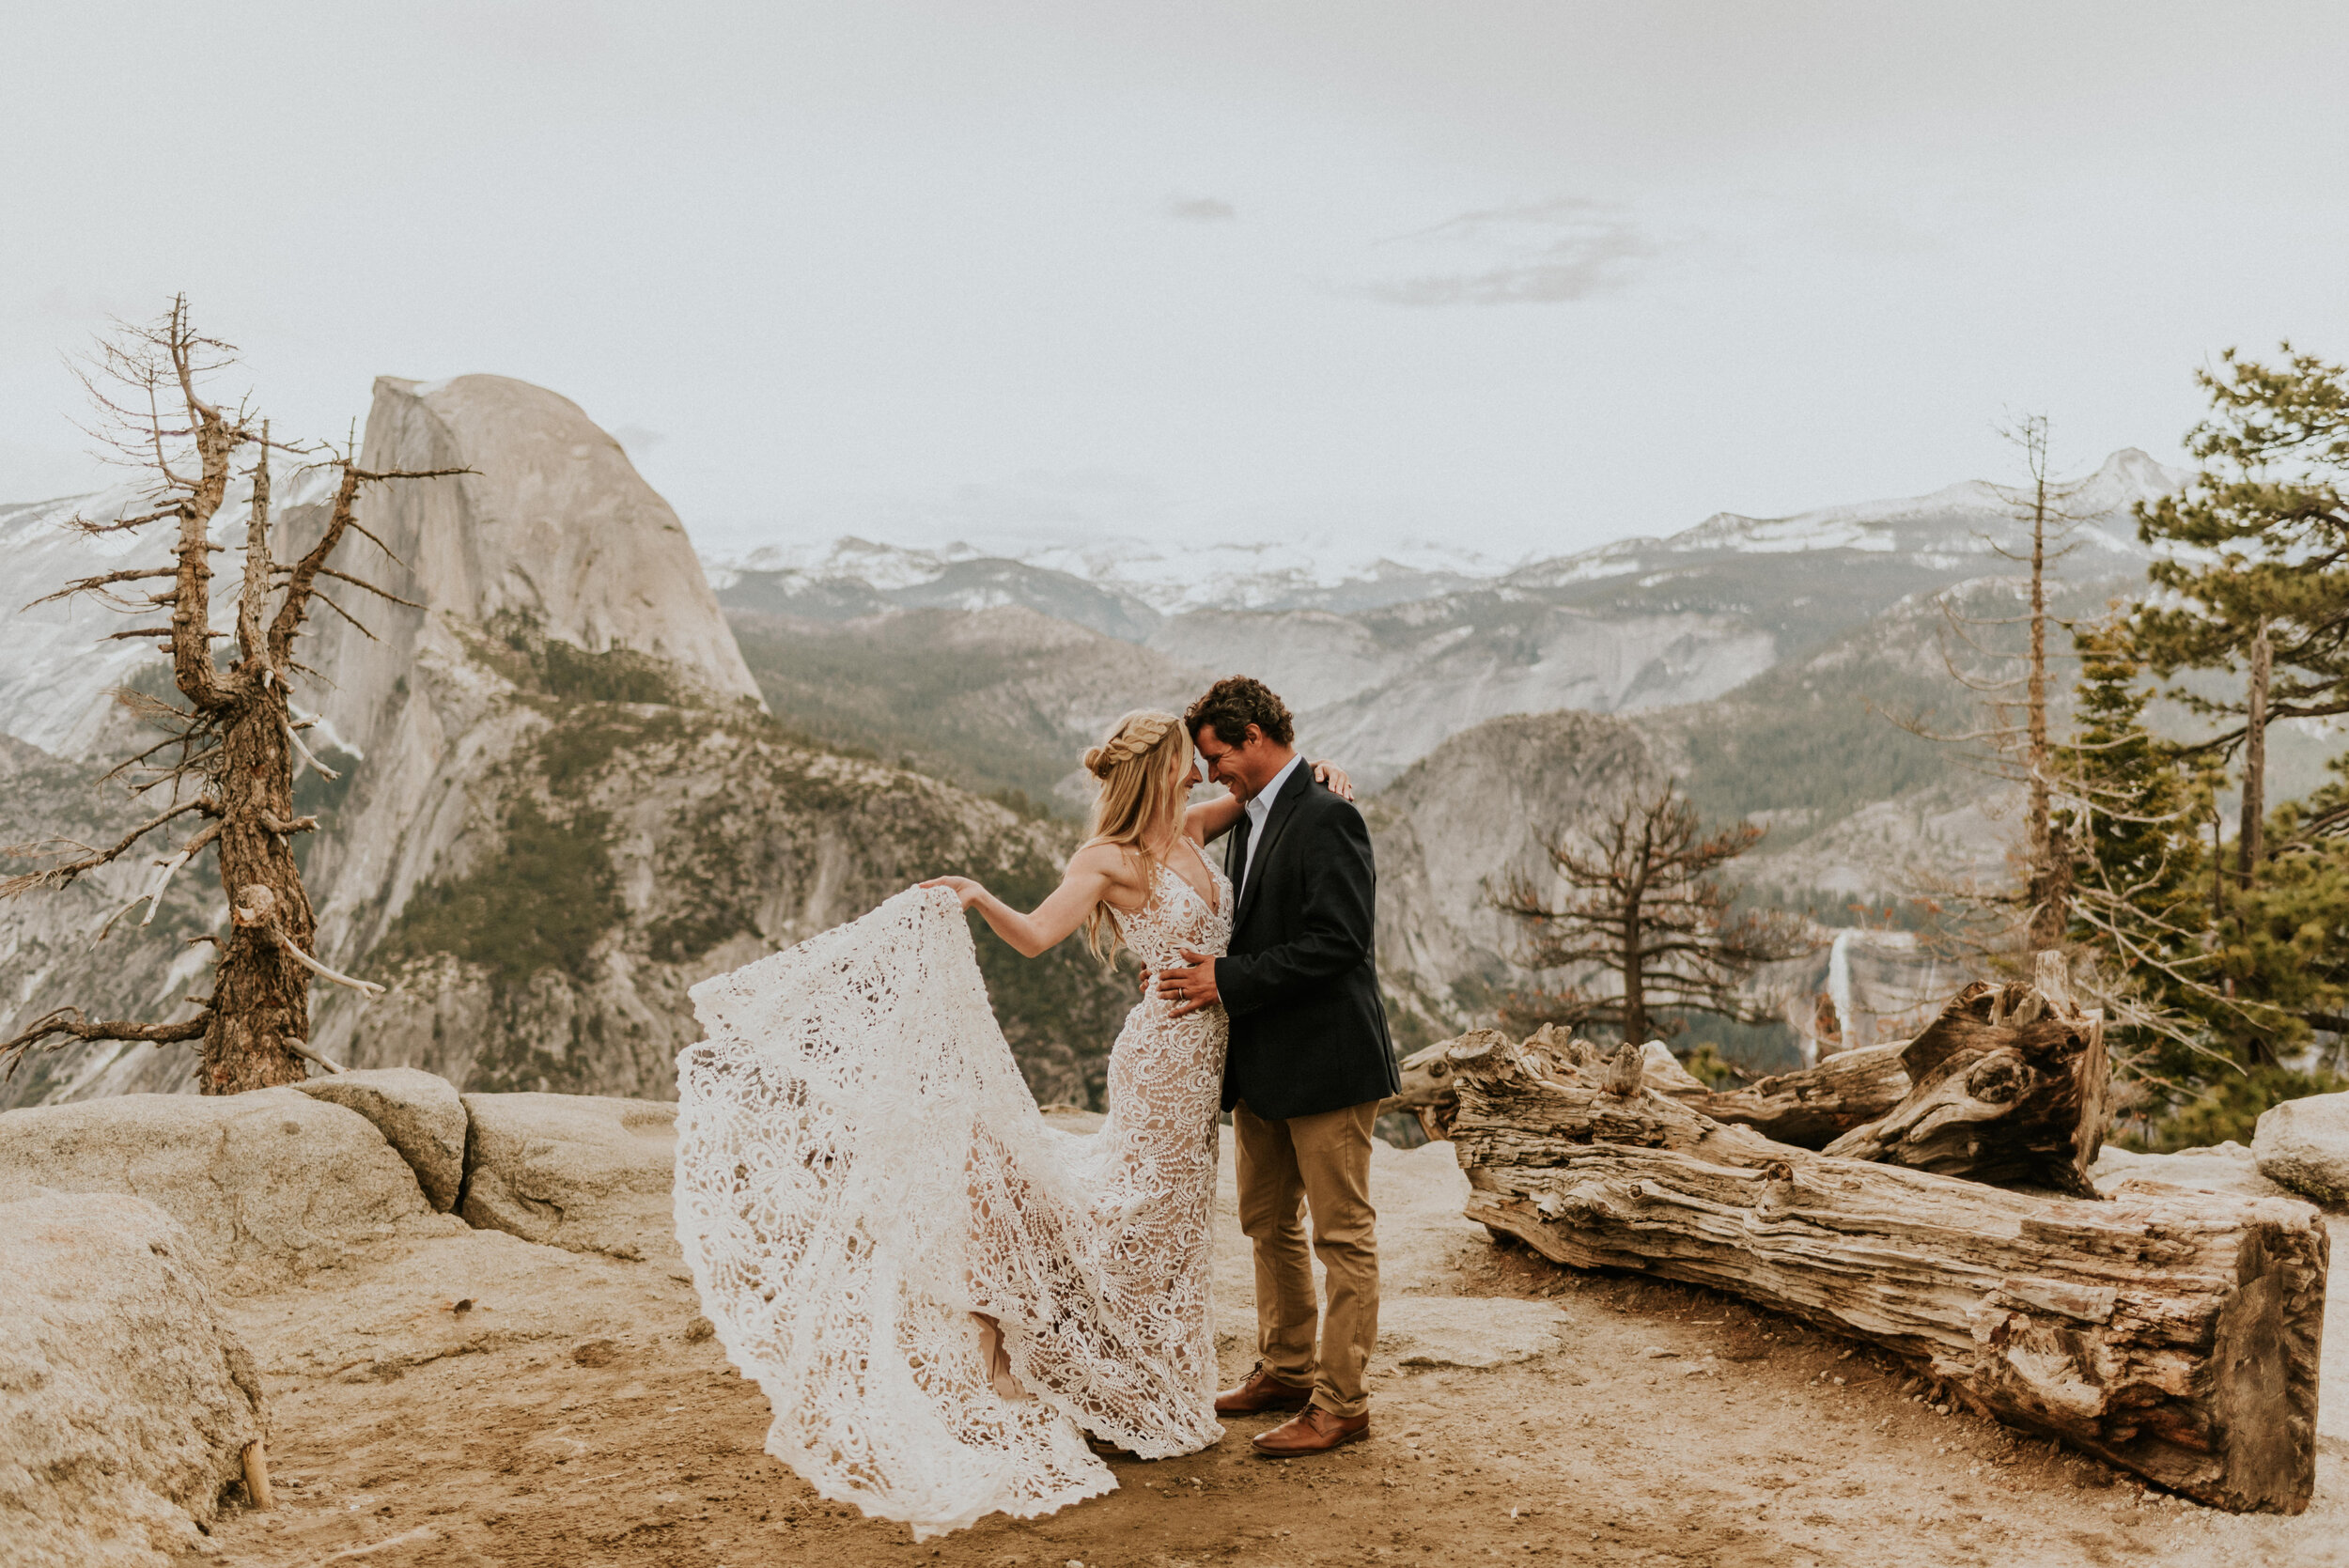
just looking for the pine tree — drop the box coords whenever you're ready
[2135,345,2349,884]
[2086,344,2349,1139]
[2059,620,2217,1091]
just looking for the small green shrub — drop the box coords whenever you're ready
[1675,1042,1740,1089]
[537,637,680,706]
[647,908,754,964]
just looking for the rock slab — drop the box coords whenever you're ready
[460,1093,679,1262]
[293,1067,468,1211]
[2092,1141,2303,1203]
[2255,1092,2349,1204]
[0,1193,266,1568]
[0,1087,443,1288]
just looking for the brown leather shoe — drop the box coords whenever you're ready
[1214,1362,1314,1415]
[1252,1406,1369,1455]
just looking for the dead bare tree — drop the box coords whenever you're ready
[1,298,461,1093]
[1893,414,2093,956]
[1491,780,1813,1048]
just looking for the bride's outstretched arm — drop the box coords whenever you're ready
[919,845,1123,957]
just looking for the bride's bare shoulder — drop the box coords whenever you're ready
[1069,840,1150,910]
[1069,839,1144,884]
[1068,840,1120,871]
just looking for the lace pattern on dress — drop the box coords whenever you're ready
[675,866,1230,1539]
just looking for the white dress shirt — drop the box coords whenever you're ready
[1236,753,1305,903]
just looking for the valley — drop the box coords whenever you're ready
[0,373,2222,1104]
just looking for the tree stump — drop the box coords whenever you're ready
[1822,953,2111,1196]
[1443,1032,2326,1514]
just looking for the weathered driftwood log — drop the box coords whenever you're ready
[1823,953,2111,1196]
[1445,1033,2326,1514]
[1390,1029,1910,1150]
[1387,1030,1509,1141]
[1669,1043,1910,1147]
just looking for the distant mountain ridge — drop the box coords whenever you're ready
[705,448,2186,627]
[707,449,2189,796]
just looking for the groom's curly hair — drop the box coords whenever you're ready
[1185,675,1295,748]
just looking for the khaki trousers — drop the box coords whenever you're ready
[1232,1098,1380,1419]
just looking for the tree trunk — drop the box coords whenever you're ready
[200,691,310,1094]
[1821,951,2110,1196]
[2239,617,2270,882]
[1620,899,1646,1051]
[1444,1034,2326,1514]
[2024,460,2064,949]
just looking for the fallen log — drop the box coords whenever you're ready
[1824,952,2111,1196]
[1445,1033,2326,1514]
[1391,1029,1910,1150]
[1669,1042,1910,1147]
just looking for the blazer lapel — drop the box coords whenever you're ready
[1234,763,1312,932]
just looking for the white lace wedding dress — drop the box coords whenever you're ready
[674,861,1233,1539]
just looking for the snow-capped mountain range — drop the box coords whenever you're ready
[0,445,2188,777]
[703,448,2187,628]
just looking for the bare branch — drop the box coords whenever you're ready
[305,588,379,642]
[269,457,461,665]
[22,567,180,612]
[104,626,227,644]
[0,799,207,899]
[283,716,340,781]
[272,566,424,610]
[343,519,408,569]
[138,820,221,927]
[287,1037,347,1074]
[63,505,181,537]
[269,928,384,999]
[1,1006,209,1080]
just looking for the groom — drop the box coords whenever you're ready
[1160,675,1399,1455]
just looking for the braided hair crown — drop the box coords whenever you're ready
[1082,711,1177,779]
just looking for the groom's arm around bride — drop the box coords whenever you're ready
[1161,675,1398,1455]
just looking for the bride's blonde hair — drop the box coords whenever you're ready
[1078,709,1193,963]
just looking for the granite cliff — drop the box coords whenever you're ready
[0,378,1128,1109]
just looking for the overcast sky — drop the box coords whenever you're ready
[6,3,2346,564]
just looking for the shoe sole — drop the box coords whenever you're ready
[1214,1390,1314,1416]
[1251,1425,1369,1456]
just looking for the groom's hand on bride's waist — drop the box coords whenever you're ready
[1160,949,1221,1017]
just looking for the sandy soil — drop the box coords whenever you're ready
[187,1117,2345,1568]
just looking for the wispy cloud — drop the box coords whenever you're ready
[1166,195,1237,223]
[1360,198,1657,306]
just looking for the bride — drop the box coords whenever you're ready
[673,710,1346,1539]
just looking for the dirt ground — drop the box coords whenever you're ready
[186,1122,2345,1568]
